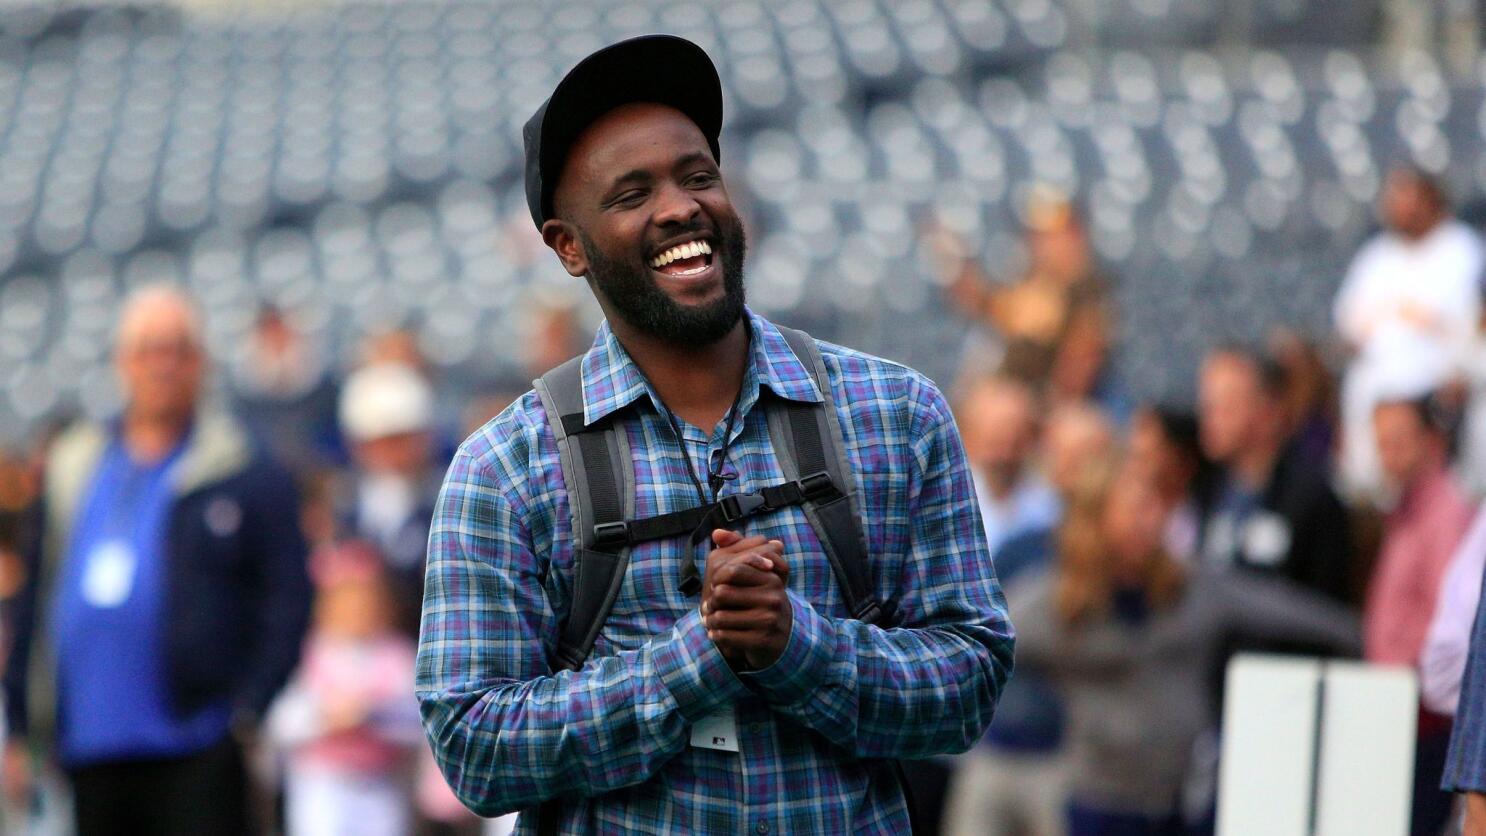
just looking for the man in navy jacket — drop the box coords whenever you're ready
[3,285,311,835]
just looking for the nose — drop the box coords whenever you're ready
[650,180,701,228]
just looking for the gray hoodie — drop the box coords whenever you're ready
[1007,567,1361,817]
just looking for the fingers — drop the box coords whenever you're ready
[705,593,784,625]
[705,557,780,594]
[707,582,784,611]
[764,544,788,579]
[711,528,745,548]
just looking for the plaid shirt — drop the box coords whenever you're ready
[416,309,1014,834]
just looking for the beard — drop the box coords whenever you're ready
[579,214,747,347]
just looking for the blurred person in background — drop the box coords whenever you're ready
[1333,165,1484,500]
[941,406,1118,836]
[1367,391,1478,835]
[521,295,591,382]
[1419,499,1486,718]
[1196,347,1354,603]
[957,374,1059,555]
[265,541,422,836]
[1266,327,1341,469]
[1009,460,1360,836]
[931,188,1130,424]
[228,305,340,476]
[1442,557,1486,834]
[1043,401,1116,501]
[336,363,441,638]
[1126,405,1214,563]
[2,285,311,835]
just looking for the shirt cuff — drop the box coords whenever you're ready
[653,608,751,722]
[741,590,836,706]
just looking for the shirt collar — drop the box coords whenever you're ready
[578,307,824,428]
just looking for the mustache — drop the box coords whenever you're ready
[647,223,719,253]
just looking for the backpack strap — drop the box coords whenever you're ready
[533,357,636,674]
[769,326,896,628]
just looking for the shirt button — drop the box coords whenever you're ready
[755,822,770,835]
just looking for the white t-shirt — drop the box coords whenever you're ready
[1333,219,1485,387]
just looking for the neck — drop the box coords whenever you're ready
[1403,214,1444,243]
[1403,455,1447,498]
[983,467,1020,501]
[1232,438,1280,490]
[611,317,749,430]
[1110,557,1147,589]
[122,408,190,462]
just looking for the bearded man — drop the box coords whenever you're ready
[414,35,1012,834]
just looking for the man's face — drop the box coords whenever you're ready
[1044,407,1112,498]
[353,431,431,477]
[116,300,204,423]
[1374,402,1435,488]
[959,382,1036,484]
[1381,171,1437,240]
[544,102,746,346]
[1198,354,1265,464]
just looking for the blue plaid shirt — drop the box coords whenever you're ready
[416,309,1014,833]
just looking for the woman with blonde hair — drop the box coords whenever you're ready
[1007,458,1359,835]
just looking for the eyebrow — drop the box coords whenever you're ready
[603,152,718,194]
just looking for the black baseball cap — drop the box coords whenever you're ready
[523,35,724,230]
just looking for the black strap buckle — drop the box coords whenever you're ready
[592,521,630,549]
[853,600,882,624]
[799,470,836,500]
[719,492,768,523]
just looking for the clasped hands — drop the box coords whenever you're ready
[700,529,792,671]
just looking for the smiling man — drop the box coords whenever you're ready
[415,35,1013,834]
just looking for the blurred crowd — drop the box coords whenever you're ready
[920,164,1485,836]
[0,162,1481,836]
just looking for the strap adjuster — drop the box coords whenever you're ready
[592,521,630,549]
[719,492,768,523]
[799,471,836,500]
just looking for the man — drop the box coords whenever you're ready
[2,285,312,834]
[956,375,1059,555]
[1368,392,1477,835]
[1333,165,1484,499]
[1196,347,1353,603]
[415,35,1013,834]
[336,361,442,636]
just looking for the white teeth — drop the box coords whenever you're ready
[649,240,713,269]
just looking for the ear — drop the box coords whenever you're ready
[541,219,588,278]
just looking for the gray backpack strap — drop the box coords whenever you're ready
[769,326,895,627]
[533,356,635,673]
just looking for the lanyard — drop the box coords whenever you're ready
[663,382,743,508]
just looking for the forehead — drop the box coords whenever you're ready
[1374,401,1424,429]
[118,296,200,349]
[560,102,713,191]
[1202,353,1257,387]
